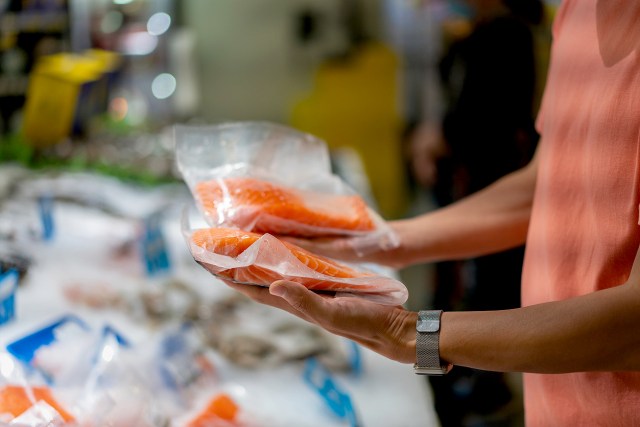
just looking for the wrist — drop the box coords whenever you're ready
[384,220,421,269]
[392,310,419,364]
[439,311,456,366]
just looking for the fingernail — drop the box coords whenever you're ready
[270,285,287,298]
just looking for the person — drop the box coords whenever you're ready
[408,0,546,422]
[210,0,640,424]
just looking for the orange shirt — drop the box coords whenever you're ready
[521,0,640,424]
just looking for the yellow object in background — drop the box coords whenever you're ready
[22,51,117,147]
[84,49,123,111]
[291,43,408,220]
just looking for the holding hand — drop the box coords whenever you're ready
[282,219,417,269]
[222,279,418,365]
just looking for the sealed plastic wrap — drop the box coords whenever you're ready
[176,122,407,305]
[0,391,70,426]
[3,318,168,426]
[174,122,399,254]
[153,323,218,409]
[182,216,408,306]
[66,326,170,427]
[0,352,72,426]
[173,383,277,427]
[179,391,241,427]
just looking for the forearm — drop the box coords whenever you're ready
[391,155,538,267]
[438,282,640,373]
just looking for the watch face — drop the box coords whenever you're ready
[417,318,439,333]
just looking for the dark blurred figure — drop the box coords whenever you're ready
[408,0,548,425]
[0,0,68,135]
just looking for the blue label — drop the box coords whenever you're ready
[6,314,89,365]
[0,268,19,325]
[140,213,171,277]
[303,357,360,427]
[37,195,55,241]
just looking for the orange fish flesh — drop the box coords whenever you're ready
[187,393,239,427]
[194,177,375,237]
[0,385,74,422]
[191,227,380,293]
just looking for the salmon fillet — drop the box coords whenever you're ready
[0,385,74,422]
[187,393,238,427]
[191,227,379,292]
[194,177,376,237]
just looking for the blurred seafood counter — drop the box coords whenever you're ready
[0,164,438,426]
[0,0,467,424]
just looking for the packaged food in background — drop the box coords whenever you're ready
[0,385,74,425]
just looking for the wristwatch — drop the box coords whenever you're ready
[414,310,453,375]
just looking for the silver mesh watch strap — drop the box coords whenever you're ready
[414,310,451,375]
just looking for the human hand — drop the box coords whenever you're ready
[281,219,413,269]
[220,279,417,364]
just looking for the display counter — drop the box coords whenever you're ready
[0,167,439,426]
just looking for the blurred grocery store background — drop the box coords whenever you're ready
[0,1,559,426]
[0,0,557,211]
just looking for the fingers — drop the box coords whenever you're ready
[197,260,326,324]
[269,281,342,328]
[224,280,318,323]
[269,280,328,320]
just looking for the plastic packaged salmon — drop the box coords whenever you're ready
[182,212,408,305]
[174,122,399,256]
[185,392,239,427]
[0,385,74,424]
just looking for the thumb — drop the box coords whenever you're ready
[269,280,324,317]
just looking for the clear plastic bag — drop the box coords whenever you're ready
[0,354,73,426]
[174,122,399,255]
[182,210,408,306]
